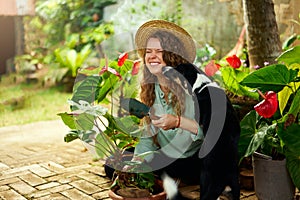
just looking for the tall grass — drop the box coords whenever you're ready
[0,74,71,127]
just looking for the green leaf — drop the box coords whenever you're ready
[64,130,79,142]
[54,48,67,67]
[94,131,117,159]
[97,75,118,103]
[278,86,293,115]
[277,46,300,66]
[244,122,270,158]
[79,44,92,62]
[288,89,300,116]
[71,76,102,104]
[238,110,257,161]
[240,64,298,92]
[286,150,300,190]
[57,112,76,129]
[277,123,300,153]
[282,34,298,50]
[114,115,140,133]
[220,67,258,99]
[74,113,95,130]
[66,50,78,77]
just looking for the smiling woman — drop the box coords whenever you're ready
[145,37,167,76]
[125,19,241,200]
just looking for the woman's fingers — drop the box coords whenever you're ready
[152,114,176,130]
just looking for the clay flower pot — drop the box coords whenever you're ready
[108,180,166,200]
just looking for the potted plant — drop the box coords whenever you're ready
[58,53,166,199]
[238,45,300,199]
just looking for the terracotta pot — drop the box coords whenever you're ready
[108,180,166,200]
[108,189,166,200]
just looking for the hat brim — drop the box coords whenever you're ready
[135,20,196,63]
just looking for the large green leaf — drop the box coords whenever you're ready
[114,115,140,134]
[57,112,76,129]
[288,89,300,116]
[220,67,259,99]
[94,130,118,159]
[238,110,257,161]
[278,123,300,190]
[277,123,300,154]
[244,123,270,158]
[278,86,294,115]
[240,64,298,92]
[73,113,95,131]
[286,150,300,190]
[277,46,300,65]
[71,76,102,104]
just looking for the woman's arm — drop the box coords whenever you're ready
[151,114,199,135]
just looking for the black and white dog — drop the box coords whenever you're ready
[162,63,241,200]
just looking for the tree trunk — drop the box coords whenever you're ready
[243,0,282,70]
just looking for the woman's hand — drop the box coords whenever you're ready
[152,114,199,135]
[151,114,179,130]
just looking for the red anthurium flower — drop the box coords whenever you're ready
[100,65,122,80]
[100,57,122,79]
[226,55,241,69]
[118,52,128,66]
[132,60,140,75]
[254,91,278,118]
[204,60,221,76]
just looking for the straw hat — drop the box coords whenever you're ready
[135,20,196,63]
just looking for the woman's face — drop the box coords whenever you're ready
[145,37,167,76]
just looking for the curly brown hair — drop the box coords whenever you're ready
[138,31,190,142]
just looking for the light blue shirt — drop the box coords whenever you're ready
[134,83,204,161]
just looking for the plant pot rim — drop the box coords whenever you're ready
[108,179,166,200]
[108,189,166,200]
[252,151,286,162]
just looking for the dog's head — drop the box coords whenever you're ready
[162,66,193,95]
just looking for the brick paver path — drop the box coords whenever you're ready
[2,120,296,200]
[0,120,111,200]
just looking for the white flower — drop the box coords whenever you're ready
[67,100,108,116]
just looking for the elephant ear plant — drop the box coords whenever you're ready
[238,45,300,190]
[58,54,160,198]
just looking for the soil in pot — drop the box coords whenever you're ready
[108,180,166,200]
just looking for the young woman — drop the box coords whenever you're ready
[131,20,241,200]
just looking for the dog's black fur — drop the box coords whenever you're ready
[162,63,241,200]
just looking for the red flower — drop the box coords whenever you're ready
[100,65,122,80]
[132,60,140,75]
[254,91,278,118]
[226,55,241,69]
[118,52,128,66]
[100,57,122,80]
[204,60,221,76]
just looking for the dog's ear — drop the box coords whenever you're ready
[162,66,193,95]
